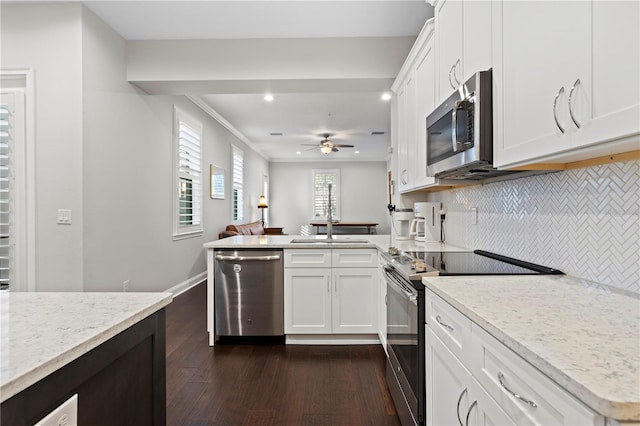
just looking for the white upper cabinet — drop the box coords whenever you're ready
[392,18,437,193]
[493,0,640,168]
[434,0,492,103]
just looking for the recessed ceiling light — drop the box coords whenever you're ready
[264,94,274,102]
[355,151,360,154]
[381,92,392,101]
[296,151,301,155]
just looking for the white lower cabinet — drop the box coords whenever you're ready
[426,326,514,426]
[425,289,603,426]
[284,249,378,335]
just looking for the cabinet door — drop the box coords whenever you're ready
[495,1,591,167]
[584,1,640,148]
[396,85,411,192]
[377,264,387,350]
[462,0,492,81]
[426,326,473,426]
[436,0,463,103]
[284,268,332,334]
[332,268,378,334]
[413,34,438,187]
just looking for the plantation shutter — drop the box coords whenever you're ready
[232,147,244,221]
[0,99,12,289]
[313,170,339,220]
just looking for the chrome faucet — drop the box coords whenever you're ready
[327,183,333,239]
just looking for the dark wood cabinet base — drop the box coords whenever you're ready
[1,310,166,426]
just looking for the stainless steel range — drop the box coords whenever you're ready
[381,249,563,426]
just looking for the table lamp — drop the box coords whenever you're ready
[258,195,268,226]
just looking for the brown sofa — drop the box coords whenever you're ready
[218,221,284,239]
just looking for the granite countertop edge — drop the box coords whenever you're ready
[0,293,173,403]
[422,276,640,421]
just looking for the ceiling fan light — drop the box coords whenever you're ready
[320,145,332,154]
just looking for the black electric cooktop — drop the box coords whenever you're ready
[386,249,564,281]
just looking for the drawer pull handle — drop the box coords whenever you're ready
[436,315,454,331]
[498,372,538,408]
[465,400,477,426]
[456,388,468,426]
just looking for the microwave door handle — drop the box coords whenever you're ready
[451,100,460,152]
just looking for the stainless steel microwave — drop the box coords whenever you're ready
[426,69,507,180]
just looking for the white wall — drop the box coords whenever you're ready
[1,4,85,291]
[1,3,269,292]
[269,161,390,235]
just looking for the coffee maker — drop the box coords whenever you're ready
[393,208,414,240]
[410,202,442,242]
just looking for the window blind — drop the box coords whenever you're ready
[232,146,244,221]
[313,170,339,219]
[173,107,203,239]
[0,102,12,289]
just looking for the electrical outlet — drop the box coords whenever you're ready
[471,207,478,225]
[123,280,130,292]
[34,394,77,426]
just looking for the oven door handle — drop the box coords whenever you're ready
[384,268,417,301]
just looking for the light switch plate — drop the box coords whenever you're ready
[471,207,478,225]
[57,209,72,225]
[34,394,78,426]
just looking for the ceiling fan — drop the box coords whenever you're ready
[301,133,355,154]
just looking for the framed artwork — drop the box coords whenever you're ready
[210,165,225,199]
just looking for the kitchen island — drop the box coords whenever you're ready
[0,291,172,425]
[422,274,640,423]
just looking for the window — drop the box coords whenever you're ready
[312,169,340,220]
[232,146,244,221]
[173,107,203,239]
[0,96,13,289]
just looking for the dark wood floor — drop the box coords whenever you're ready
[165,282,400,426]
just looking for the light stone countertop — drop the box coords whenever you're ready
[0,292,173,403]
[203,233,468,253]
[422,274,640,421]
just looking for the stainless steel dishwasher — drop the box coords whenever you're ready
[214,249,284,336]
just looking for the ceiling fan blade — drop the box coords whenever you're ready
[333,144,354,148]
[332,147,339,152]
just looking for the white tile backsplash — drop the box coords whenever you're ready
[427,160,640,293]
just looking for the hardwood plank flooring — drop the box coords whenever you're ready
[165,282,400,426]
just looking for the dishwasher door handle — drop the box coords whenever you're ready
[215,254,281,261]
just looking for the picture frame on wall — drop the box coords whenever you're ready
[210,165,225,199]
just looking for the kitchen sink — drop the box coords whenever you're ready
[289,238,371,244]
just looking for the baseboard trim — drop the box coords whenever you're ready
[285,334,381,345]
[165,271,207,297]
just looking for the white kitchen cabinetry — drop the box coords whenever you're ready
[433,0,492,103]
[425,289,602,426]
[377,252,387,351]
[426,326,515,426]
[493,0,640,168]
[392,19,437,193]
[284,249,378,335]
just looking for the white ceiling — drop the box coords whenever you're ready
[82,1,434,161]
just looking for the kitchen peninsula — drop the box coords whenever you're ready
[0,292,172,425]
[205,234,640,424]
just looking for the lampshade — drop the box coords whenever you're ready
[320,145,332,154]
[258,195,268,208]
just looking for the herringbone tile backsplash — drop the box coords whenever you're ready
[426,160,640,293]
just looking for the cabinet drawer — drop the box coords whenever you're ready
[284,249,331,268]
[471,325,601,426]
[332,249,378,268]
[426,289,473,369]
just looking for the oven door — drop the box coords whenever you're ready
[384,266,420,425]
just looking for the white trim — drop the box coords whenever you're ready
[164,271,207,296]
[186,94,270,162]
[285,335,380,345]
[0,68,36,292]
